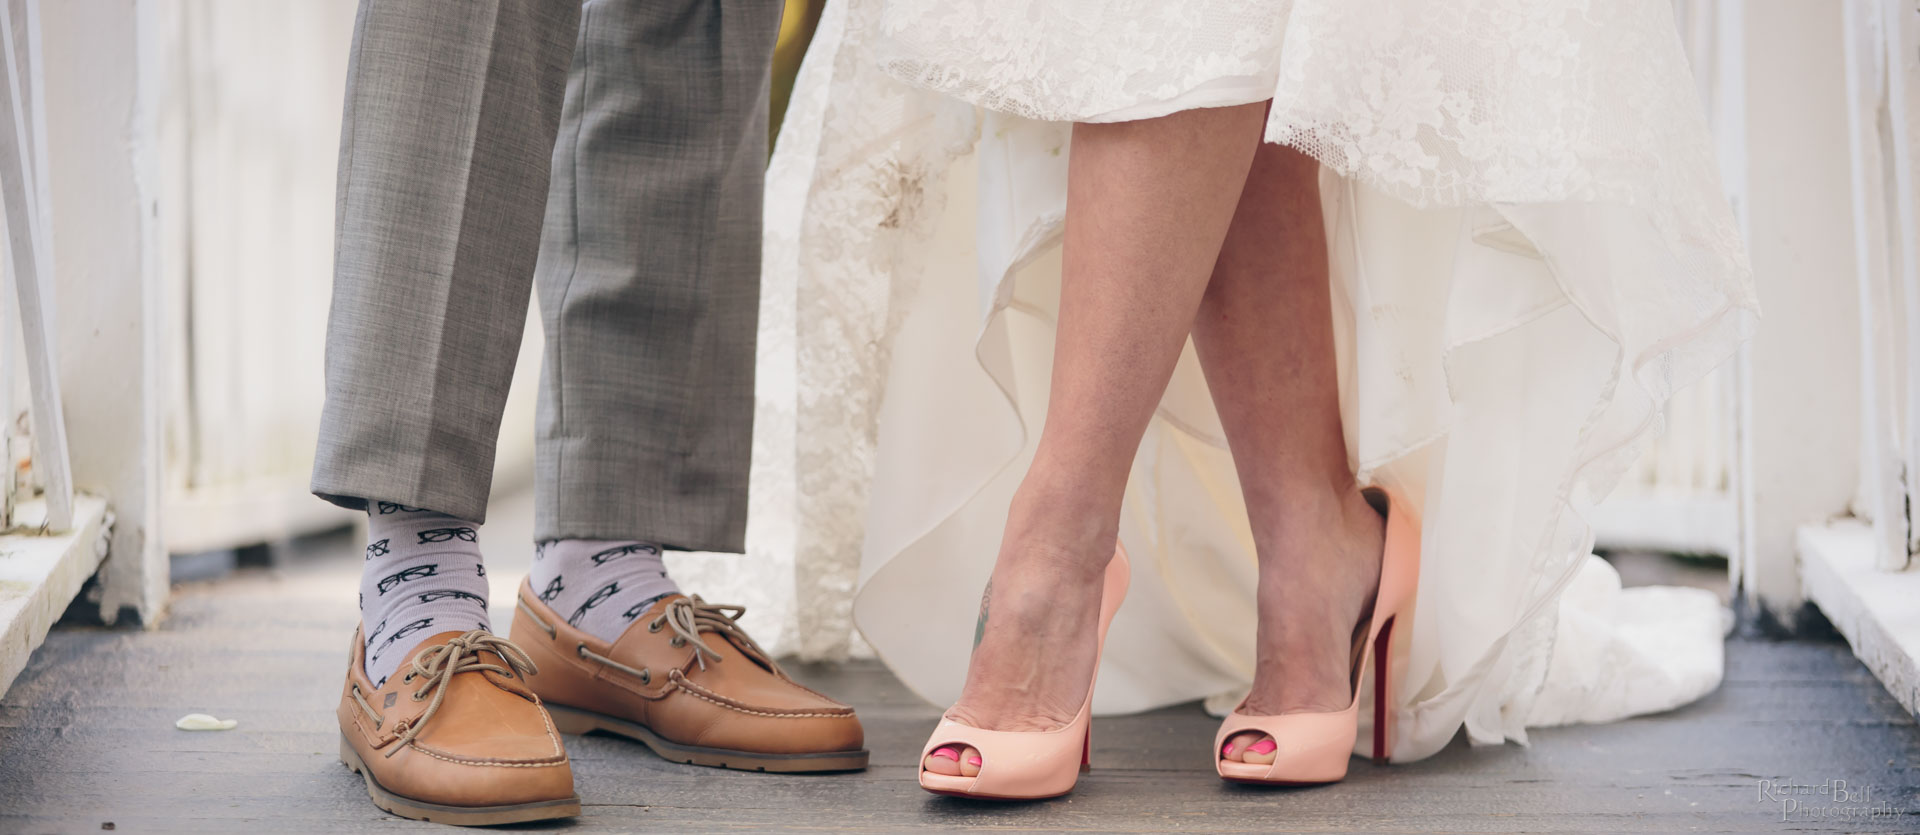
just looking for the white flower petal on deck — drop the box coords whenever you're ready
[174,713,238,731]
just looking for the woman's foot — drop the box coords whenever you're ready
[921,484,1117,778]
[1220,485,1387,765]
[921,743,983,778]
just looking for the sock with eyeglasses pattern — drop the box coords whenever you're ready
[357,501,492,689]
[526,539,680,642]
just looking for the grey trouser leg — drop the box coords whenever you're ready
[532,0,777,550]
[313,0,777,553]
[313,0,580,524]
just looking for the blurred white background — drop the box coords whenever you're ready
[2,0,1906,670]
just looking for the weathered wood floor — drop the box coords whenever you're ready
[2,526,1916,833]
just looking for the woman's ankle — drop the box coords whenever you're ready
[1249,480,1382,563]
[1001,479,1121,581]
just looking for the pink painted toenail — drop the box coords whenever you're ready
[930,747,959,761]
[1249,739,1277,754]
[967,755,982,766]
[1222,742,1236,756]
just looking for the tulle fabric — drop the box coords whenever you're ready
[760,0,1756,761]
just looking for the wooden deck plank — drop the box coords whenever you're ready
[2,541,1917,833]
[0,495,108,700]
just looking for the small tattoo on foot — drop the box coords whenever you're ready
[973,579,992,648]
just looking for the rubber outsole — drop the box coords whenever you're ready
[338,735,580,826]
[544,703,870,773]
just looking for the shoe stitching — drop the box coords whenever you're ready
[383,632,540,759]
[524,591,852,719]
[774,678,858,709]
[342,630,559,759]
[406,742,571,768]
[535,698,564,758]
[523,593,671,697]
[671,666,855,712]
[673,679,855,719]
[386,711,566,765]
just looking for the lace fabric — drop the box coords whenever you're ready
[755,0,1755,761]
[877,0,1293,124]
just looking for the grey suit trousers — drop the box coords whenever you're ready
[312,0,778,552]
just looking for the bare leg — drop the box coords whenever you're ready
[923,103,1268,777]
[1191,142,1386,766]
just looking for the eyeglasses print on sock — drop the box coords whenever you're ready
[621,597,660,621]
[365,618,385,648]
[589,543,658,565]
[476,564,486,576]
[370,616,435,664]
[417,527,476,544]
[533,542,546,561]
[539,576,564,603]
[418,589,487,607]
[377,564,438,595]
[364,538,389,559]
[375,501,426,515]
[568,582,620,626]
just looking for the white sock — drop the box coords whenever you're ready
[527,539,680,642]
[358,502,492,688]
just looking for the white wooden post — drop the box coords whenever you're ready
[1886,0,1920,568]
[1701,0,1760,598]
[1743,2,1869,621]
[0,0,160,699]
[0,0,71,531]
[1842,0,1898,570]
[1586,2,1747,561]
[36,0,166,623]
[156,0,367,555]
[1792,0,1920,722]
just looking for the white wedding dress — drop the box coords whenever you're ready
[760,0,1757,762]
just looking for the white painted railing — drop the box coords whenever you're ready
[154,0,363,554]
[1842,0,1919,573]
[0,0,142,700]
[0,0,72,532]
[1631,1,1918,598]
[154,0,539,555]
[1789,0,1920,720]
[1588,1,1748,560]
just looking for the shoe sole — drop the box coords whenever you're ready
[917,754,1090,800]
[922,788,1073,801]
[545,703,870,773]
[339,735,581,826]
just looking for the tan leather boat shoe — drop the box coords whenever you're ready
[337,628,579,825]
[512,582,869,773]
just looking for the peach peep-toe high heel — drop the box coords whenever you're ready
[918,545,1131,800]
[1214,486,1420,785]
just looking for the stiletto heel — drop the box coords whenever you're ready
[1214,486,1421,785]
[919,545,1131,800]
[1370,615,1393,765]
